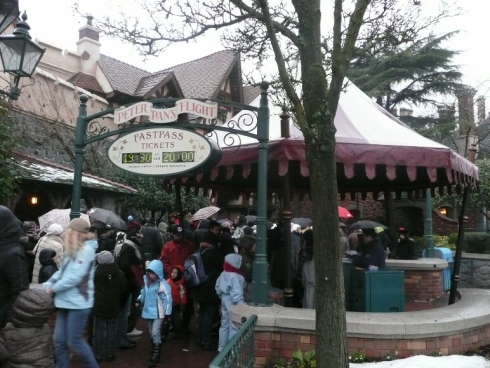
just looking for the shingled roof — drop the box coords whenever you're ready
[67,72,104,94]
[96,50,240,100]
[154,50,239,99]
[243,85,261,105]
[98,54,151,96]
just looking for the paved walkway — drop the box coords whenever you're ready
[72,318,217,368]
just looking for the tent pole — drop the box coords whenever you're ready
[283,172,293,307]
[448,185,470,305]
[449,144,477,305]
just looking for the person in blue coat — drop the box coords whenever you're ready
[215,253,246,353]
[135,260,172,367]
[43,217,99,368]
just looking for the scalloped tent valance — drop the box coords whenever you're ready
[168,81,479,198]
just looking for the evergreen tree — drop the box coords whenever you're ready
[348,32,462,111]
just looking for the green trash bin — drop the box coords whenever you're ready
[350,268,405,312]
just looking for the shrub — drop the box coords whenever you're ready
[270,349,316,368]
[448,232,490,254]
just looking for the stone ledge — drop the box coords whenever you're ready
[386,258,448,270]
[231,289,490,339]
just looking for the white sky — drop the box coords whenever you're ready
[351,355,490,367]
[18,0,490,106]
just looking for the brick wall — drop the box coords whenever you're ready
[404,269,444,302]
[254,325,490,367]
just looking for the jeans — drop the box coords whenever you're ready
[197,302,219,346]
[147,318,164,344]
[116,294,132,347]
[54,308,99,368]
[94,316,117,359]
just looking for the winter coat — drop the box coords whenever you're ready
[395,237,415,260]
[44,239,98,310]
[140,225,163,262]
[215,254,246,305]
[137,260,172,319]
[302,259,315,309]
[0,288,55,367]
[117,240,143,304]
[160,238,195,278]
[192,243,224,305]
[0,206,29,329]
[219,229,236,257]
[193,219,210,249]
[32,235,64,284]
[166,265,187,306]
[94,263,126,318]
[352,237,386,269]
[38,249,59,284]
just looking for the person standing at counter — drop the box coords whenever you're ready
[350,228,386,270]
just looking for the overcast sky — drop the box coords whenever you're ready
[19,0,490,106]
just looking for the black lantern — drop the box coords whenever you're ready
[0,12,44,100]
[0,0,19,35]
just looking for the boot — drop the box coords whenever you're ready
[147,343,161,367]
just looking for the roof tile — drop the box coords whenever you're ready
[67,72,105,94]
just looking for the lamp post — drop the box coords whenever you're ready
[0,12,45,100]
[0,0,19,35]
[424,188,436,258]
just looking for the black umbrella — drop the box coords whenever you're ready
[349,220,386,230]
[88,208,127,230]
[291,217,313,228]
[245,215,257,223]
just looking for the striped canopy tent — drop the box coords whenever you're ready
[169,81,479,198]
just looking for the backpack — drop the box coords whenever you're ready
[184,248,210,286]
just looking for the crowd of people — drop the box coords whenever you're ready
[0,202,417,367]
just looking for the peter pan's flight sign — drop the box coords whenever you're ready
[113,99,217,125]
[108,128,222,177]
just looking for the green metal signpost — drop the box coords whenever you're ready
[70,83,271,306]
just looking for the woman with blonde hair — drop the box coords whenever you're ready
[32,223,64,283]
[43,217,99,367]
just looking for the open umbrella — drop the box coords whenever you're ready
[338,206,353,218]
[191,206,220,221]
[38,209,90,232]
[349,220,386,230]
[291,217,313,228]
[88,208,127,230]
[245,215,257,224]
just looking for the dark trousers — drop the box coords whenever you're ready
[94,316,117,359]
[171,305,182,335]
[182,295,194,331]
[127,289,141,332]
[197,302,219,346]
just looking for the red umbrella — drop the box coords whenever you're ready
[338,206,353,218]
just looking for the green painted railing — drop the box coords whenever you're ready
[209,314,258,368]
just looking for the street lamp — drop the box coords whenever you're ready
[0,0,19,35]
[0,12,44,100]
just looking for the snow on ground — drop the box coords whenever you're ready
[351,355,490,368]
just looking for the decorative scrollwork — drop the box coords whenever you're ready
[86,120,110,138]
[225,111,258,133]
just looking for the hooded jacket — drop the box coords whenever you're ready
[38,249,58,284]
[44,239,98,310]
[215,254,246,305]
[0,206,29,329]
[166,265,187,306]
[32,234,64,284]
[94,262,126,318]
[137,260,172,319]
[160,237,195,277]
[0,288,55,367]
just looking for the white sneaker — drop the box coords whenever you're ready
[127,328,143,337]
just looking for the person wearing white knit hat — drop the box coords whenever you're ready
[32,223,65,283]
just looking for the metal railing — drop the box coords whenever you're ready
[209,314,258,368]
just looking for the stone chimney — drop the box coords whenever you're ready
[76,16,101,75]
[399,107,413,117]
[477,96,486,125]
[456,85,476,135]
[437,104,456,120]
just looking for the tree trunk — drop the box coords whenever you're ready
[306,128,348,367]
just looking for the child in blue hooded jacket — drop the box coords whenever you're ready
[215,253,246,352]
[135,260,172,367]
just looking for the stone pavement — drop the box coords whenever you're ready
[71,318,217,368]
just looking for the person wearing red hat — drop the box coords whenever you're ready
[395,227,415,260]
